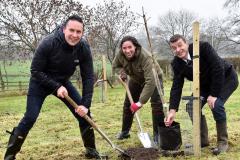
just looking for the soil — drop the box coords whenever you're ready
[119,147,160,160]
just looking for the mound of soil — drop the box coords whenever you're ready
[119,147,160,160]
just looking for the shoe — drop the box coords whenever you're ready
[116,131,130,140]
[85,147,107,159]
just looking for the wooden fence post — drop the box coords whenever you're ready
[0,68,4,91]
[102,55,107,102]
[18,81,22,92]
[1,81,4,91]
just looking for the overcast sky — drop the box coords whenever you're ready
[81,0,229,25]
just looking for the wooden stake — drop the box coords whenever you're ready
[192,21,201,157]
[102,55,107,102]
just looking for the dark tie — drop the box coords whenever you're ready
[187,60,191,65]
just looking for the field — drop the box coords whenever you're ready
[0,59,112,92]
[0,76,240,159]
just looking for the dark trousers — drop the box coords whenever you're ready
[121,79,164,132]
[208,68,239,122]
[17,80,92,134]
[187,68,239,123]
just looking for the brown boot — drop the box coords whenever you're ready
[201,115,209,148]
[212,122,228,155]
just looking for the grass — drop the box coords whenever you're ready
[0,61,31,75]
[0,59,113,92]
[0,61,31,82]
[0,59,113,82]
[0,76,240,159]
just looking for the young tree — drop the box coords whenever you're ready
[89,0,138,64]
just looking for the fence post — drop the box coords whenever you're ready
[1,80,4,91]
[18,81,22,92]
[102,55,107,102]
[0,68,4,91]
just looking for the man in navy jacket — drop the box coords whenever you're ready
[4,15,103,159]
[165,34,238,155]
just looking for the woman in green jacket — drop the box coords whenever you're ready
[112,36,164,143]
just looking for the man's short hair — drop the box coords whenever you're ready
[63,15,84,28]
[169,34,186,43]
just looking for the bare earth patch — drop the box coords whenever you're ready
[119,147,160,160]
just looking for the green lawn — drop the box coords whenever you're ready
[0,59,113,82]
[0,77,240,159]
[0,59,113,92]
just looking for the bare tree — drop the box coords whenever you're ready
[0,0,92,55]
[224,0,240,7]
[201,18,228,52]
[223,0,240,44]
[223,23,240,45]
[157,10,197,43]
[89,0,138,64]
[151,10,196,58]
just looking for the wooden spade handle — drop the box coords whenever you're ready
[64,95,98,129]
[118,76,134,104]
[118,76,144,132]
[64,94,116,147]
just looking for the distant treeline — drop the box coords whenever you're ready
[224,57,240,72]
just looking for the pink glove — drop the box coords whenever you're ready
[130,102,142,113]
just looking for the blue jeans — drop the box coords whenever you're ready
[17,80,92,134]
